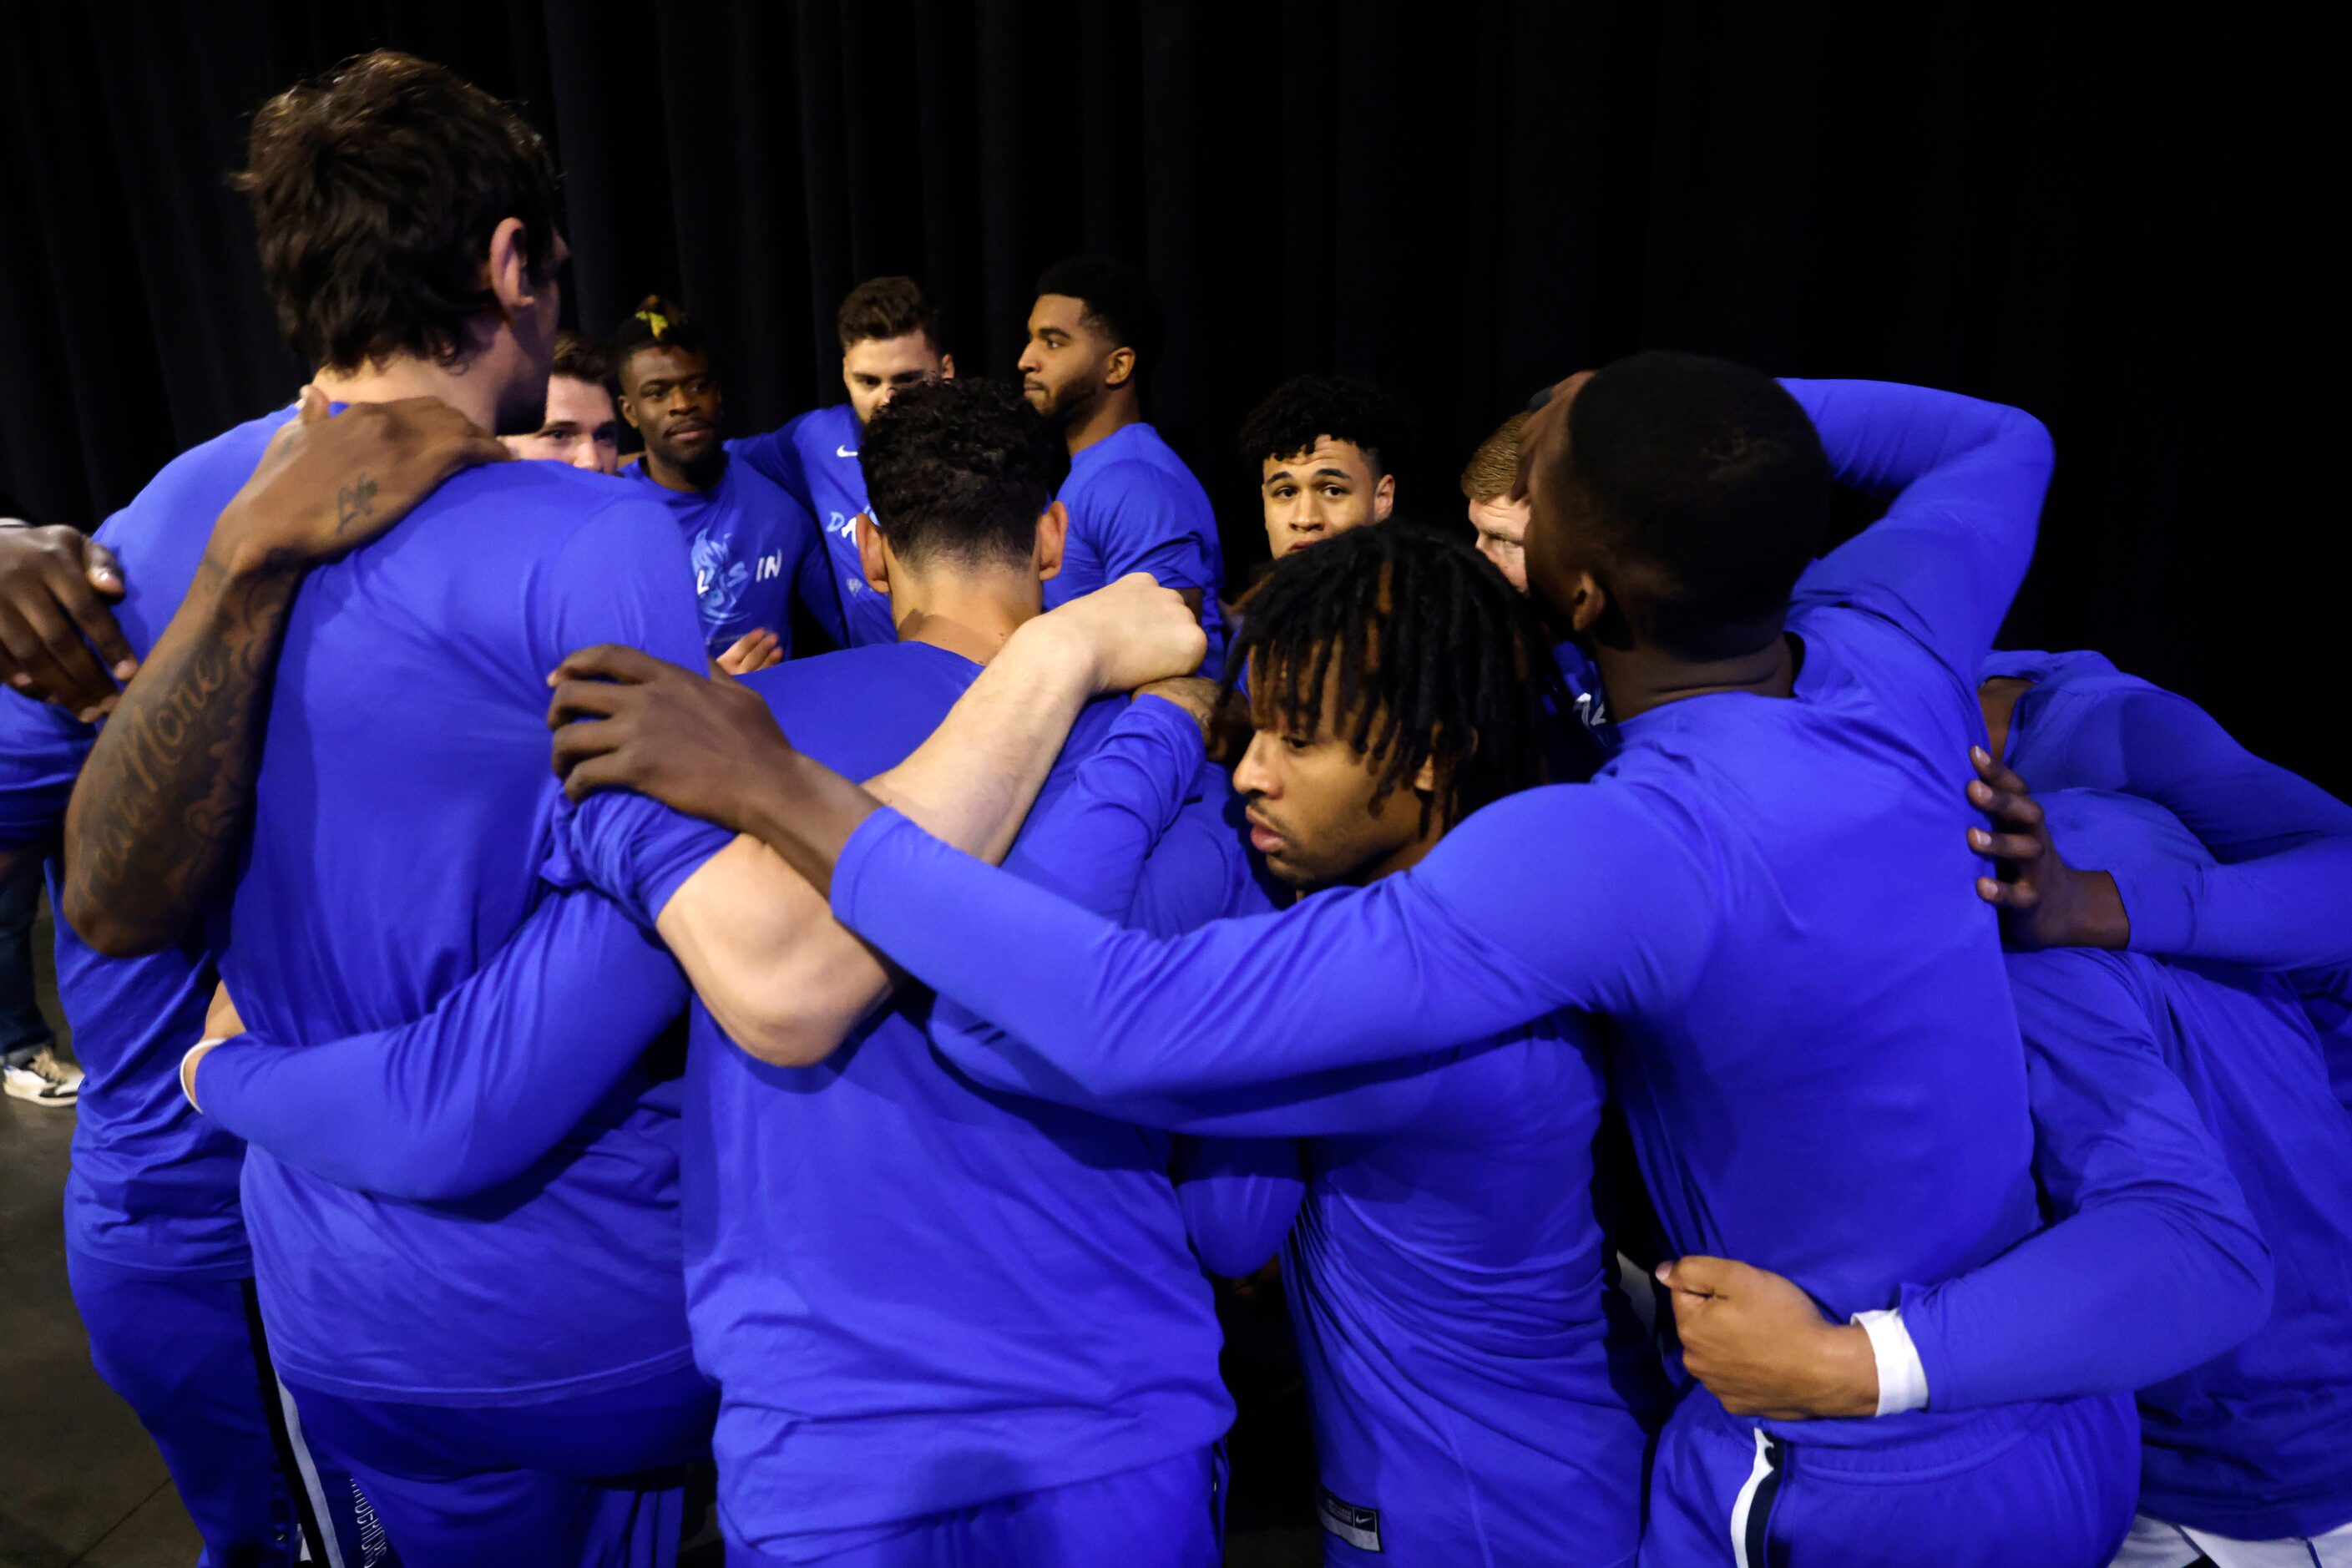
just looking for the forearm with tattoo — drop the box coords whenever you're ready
[60,539,313,957]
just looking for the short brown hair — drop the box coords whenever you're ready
[1460,411,1530,502]
[236,51,559,372]
[550,330,610,388]
[837,276,943,352]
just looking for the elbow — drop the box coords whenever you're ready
[62,882,166,959]
[731,1015,845,1069]
[2208,1223,2277,1354]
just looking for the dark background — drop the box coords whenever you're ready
[2,1,2344,790]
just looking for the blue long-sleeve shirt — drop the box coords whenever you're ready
[730,410,897,648]
[95,407,735,1408]
[829,379,2097,1456]
[923,700,1657,1563]
[0,691,242,1277]
[1983,791,2346,1538]
[1048,422,1228,678]
[1990,646,2352,1107]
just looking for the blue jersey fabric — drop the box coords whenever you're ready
[2009,793,2352,1539]
[93,407,734,1407]
[924,705,1657,1565]
[0,621,240,1281]
[1989,646,2352,1109]
[731,409,896,648]
[630,450,841,657]
[1046,422,1227,676]
[829,382,2132,1469]
[673,645,1240,1547]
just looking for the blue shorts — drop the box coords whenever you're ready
[1641,1388,2138,1568]
[67,1247,379,1567]
[286,1361,718,1568]
[729,1445,1222,1568]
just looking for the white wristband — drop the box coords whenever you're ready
[1851,1308,1930,1415]
[180,1038,227,1113]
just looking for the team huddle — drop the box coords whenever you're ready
[3,46,2348,1568]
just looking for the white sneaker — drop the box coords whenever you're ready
[3,1046,80,1106]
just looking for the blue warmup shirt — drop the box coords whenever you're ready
[574,644,1247,1545]
[630,450,842,657]
[1048,422,1228,677]
[94,407,734,1408]
[923,701,1659,1564]
[731,409,896,649]
[1990,647,2352,1106]
[2001,792,2352,1539]
[828,380,2120,1457]
[0,695,241,1277]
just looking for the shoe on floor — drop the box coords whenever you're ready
[3,1046,81,1106]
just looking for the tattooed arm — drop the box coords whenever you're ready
[61,392,507,957]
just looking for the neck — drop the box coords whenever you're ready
[891,566,1043,665]
[312,356,503,431]
[1064,385,1141,457]
[1591,632,1797,722]
[644,446,721,494]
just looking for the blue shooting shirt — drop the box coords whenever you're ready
[731,409,896,648]
[655,646,1242,1545]
[1999,792,2349,1539]
[0,693,240,1277]
[1047,422,1227,677]
[90,407,734,1408]
[629,450,842,657]
[1990,646,2352,1108]
[923,697,1657,1564]
[830,380,2117,1458]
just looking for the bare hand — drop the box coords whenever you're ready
[1966,747,2130,949]
[0,523,135,719]
[548,643,797,829]
[1659,1255,1879,1419]
[1034,573,1206,695]
[715,629,783,676]
[213,387,510,574]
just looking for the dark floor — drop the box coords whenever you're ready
[0,893,1320,1568]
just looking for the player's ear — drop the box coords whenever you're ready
[1372,471,1397,524]
[484,216,537,318]
[1104,346,1136,392]
[857,513,891,596]
[938,353,956,382]
[1034,500,1069,584]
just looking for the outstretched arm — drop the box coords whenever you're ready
[1784,379,2054,680]
[61,395,508,956]
[186,888,685,1201]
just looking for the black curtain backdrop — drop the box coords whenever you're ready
[3,1,2344,790]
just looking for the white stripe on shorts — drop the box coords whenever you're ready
[1729,1427,1775,1568]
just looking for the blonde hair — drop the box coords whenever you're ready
[1459,411,1530,502]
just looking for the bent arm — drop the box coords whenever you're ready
[654,615,1138,1065]
[1785,379,2054,679]
[191,888,686,1201]
[1174,1137,1307,1278]
[1898,953,2273,1411]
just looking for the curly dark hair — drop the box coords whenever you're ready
[609,295,711,387]
[1034,255,1165,380]
[236,51,559,372]
[1224,524,1567,832]
[861,379,1066,569]
[1237,374,1413,477]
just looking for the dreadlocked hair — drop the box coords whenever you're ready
[1222,523,1568,831]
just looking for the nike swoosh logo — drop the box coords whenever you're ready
[836,444,858,458]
